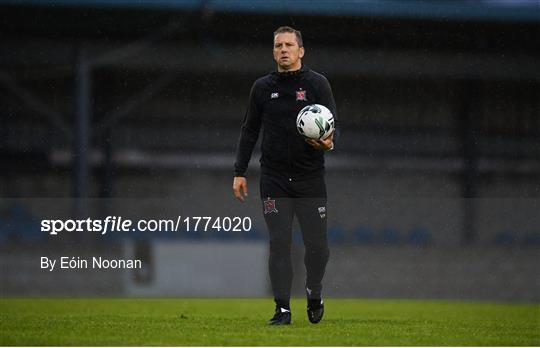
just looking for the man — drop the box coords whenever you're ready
[233,26,337,325]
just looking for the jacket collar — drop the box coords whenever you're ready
[272,64,309,78]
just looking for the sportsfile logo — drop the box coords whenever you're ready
[41,216,133,235]
[41,216,253,236]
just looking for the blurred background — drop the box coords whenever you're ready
[0,0,539,301]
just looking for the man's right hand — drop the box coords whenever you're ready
[233,176,248,202]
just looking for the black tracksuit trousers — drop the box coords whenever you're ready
[260,173,330,308]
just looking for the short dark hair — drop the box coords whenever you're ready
[273,26,303,47]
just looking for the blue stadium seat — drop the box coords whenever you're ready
[379,228,401,245]
[0,204,47,245]
[521,233,540,246]
[292,229,303,245]
[408,227,431,246]
[353,226,375,244]
[242,227,265,241]
[494,231,517,245]
[328,227,346,245]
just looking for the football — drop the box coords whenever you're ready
[296,104,335,140]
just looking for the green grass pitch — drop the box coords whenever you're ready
[1,298,538,346]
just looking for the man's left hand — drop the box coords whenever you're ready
[305,130,334,151]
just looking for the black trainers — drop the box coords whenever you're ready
[307,299,324,324]
[268,307,291,325]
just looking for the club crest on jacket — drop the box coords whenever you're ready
[264,198,278,214]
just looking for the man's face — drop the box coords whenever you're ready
[273,32,304,71]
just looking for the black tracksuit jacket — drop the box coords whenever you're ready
[234,65,338,181]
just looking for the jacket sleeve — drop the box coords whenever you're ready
[317,76,340,145]
[234,81,263,177]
